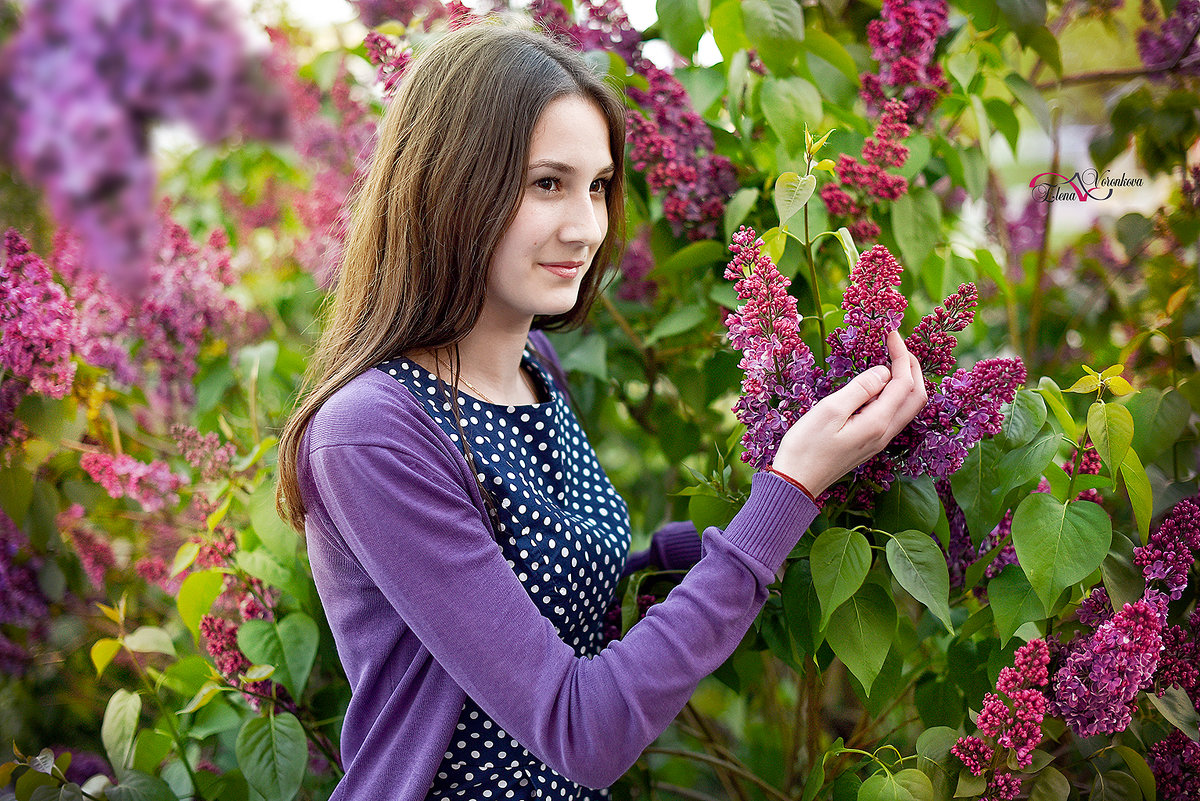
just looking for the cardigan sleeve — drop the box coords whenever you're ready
[305,433,817,789]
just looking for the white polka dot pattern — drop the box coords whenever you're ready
[377,347,629,800]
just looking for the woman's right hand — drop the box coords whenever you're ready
[770,330,927,498]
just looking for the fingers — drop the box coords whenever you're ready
[822,364,892,419]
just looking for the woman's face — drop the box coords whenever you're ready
[482,94,614,329]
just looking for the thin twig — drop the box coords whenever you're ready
[653,782,728,801]
[643,748,793,801]
[681,703,749,801]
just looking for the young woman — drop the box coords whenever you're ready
[276,21,927,801]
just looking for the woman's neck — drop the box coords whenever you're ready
[410,313,540,405]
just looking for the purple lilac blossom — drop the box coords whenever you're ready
[1,0,288,284]
[820,100,911,244]
[617,229,657,303]
[1,230,77,399]
[79,452,186,514]
[1050,591,1167,737]
[1137,0,1200,79]
[351,0,447,27]
[860,0,950,124]
[0,510,50,676]
[722,227,816,470]
[1134,496,1200,600]
[1155,610,1199,708]
[1148,730,1200,801]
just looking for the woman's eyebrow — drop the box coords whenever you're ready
[528,159,616,176]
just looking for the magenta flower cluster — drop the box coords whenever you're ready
[351,0,446,28]
[617,230,658,303]
[859,0,950,124]
[1137,0,1200,79]
[56,505,116,590]
[1050,589,1167,737]
[0,511,50,676]
[723,230,1024,491]
[1148,730,1200,801]
[364,31,415,97]
[953,640,1049,799]
[1,0,288,284]
[722,228,816,469]
[1134,496,1200,600]
[79,452,186,514]
[819,100,912,242]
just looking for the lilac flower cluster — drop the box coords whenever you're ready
[1137,0,1200,79]
[1148,730,1200,801]
[364,31,414,97]
[819,100,911,242]
[904,284,978,376]
[79,452,186,514]
[0,230,77,399]
[531,0,643,72]
[616,229,657,303]
[0,511,50,676]
[1156,610,1199,708]
[724,232,1024,493]
[722,227,816,469]
[953,640,1049,798]
[859,0,950,124]
[351,0,446,28]
[1,0,288,284]
[53,207,255,413]
[1134,496,1200,600]
[1050,589,1167,737]
[56,504,115,591]
[172,425,236,484]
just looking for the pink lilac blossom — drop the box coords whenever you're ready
[722,227,816,469]
[954,640,1049,788]
[0,511,50,676]
[1,0,289,284]
[1050,591,1167,737]
[983,773,1022,801]
[364,31,414,98]
[1137,0,1200,79]
[351,0,446,28]
[53,207,253,413]
[1147,730,1200,801]
[57,505,115,590]
[172,425,236,484]
[617,229,657,303]
[1155,611,1199,707]
[820,100,911,244]
[905,283,978,376]
[860,0,950,124]
[80,452,186,513]
[1,230,77,398]
[1134,496,1200,600]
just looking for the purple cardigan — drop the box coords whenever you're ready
[298,335,819,799]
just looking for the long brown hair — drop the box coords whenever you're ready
[276,22,627,532]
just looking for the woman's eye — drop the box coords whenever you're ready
[534,177,560,191]
[590,177,610,193]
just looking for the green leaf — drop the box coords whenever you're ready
[858,768,934,801]
[1127,388,1190,463]
[890,188,941,271]
[885,530,953,633]
[950,440,1005,544]
[237,613,319,700]
[782,558,824,655]
[1037,376,1077,440]
[179,681,224,715]
[177,569,225,644]
[774,172,817,227]
[1101,532,1145,610]
[130,729,172,776]
[724,187,759,243]
[1011,494,1112,607]
[810,527,872,628]
[826,582,896,696]
[646,308,708,345]
[235,713,306,801]
[655,239,728,278]
[104,770,181,801]
[802,28,857,81]
[656,0,706,58]
[1028,25,1061,75]
[1005,72,1051,132]
[91,638,121,678]
[835,227,859,270]
[988,564,1046,646]
[874,476,939,535]
[997,390,1047,451]
[559,334,607,382]
[102,689,142,776]
[742,0,805,73]
[914,675,964,729]
[984,98,1021,155]
[995,432,1060,496]
[123,626,175,657]
[997,0,1046,43]
[31,784,85,801]
[1147,686,1200,740]
[1088,401,1134,475]
[249,480,297,563]
[1065,374,1102,394]
[1120,449,1153,543]
[170,541,200,578]
[1112,745,1157,801]
[1028,766,1070,801]
[1093,771,1142,801]
[761,77,823,155]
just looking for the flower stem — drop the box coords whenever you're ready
[803,205,829,362]
[126,648,201,795]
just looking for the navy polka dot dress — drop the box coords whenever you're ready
[376,343,631,800]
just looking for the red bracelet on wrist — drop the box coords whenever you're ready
[765,465,817,504]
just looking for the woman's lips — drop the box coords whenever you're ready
[540,262,583,278]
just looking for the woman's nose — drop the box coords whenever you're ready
[558,192,606,248]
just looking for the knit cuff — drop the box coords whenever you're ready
[717,471,819,574]
[651,522,703,571]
